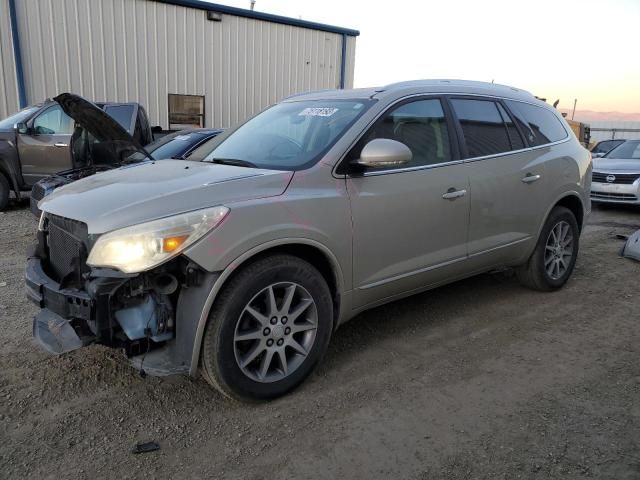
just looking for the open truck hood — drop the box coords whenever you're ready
[39,160,293,234]
[54,92,149,166]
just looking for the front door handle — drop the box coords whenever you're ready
[522,173,541,184]
[442,188,467,200]
[54,142,69,148]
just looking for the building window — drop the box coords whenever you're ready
[168,94,205,130]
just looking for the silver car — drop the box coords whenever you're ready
[591,140,640,204]
[26,80,592,400]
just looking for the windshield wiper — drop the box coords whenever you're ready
[210,158,257,168]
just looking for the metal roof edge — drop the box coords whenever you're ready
[150,0,360,36]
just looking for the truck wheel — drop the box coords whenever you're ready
[516,206,579,291]
[0,174,10,211]
[201,255,333,401]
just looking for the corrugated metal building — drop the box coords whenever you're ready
[0,0,358,129]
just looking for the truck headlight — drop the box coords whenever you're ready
[87,206,229,273]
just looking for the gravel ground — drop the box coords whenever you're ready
[1,199,639,479]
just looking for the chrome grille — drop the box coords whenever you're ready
[592,172,640,184]
[45,215,89,282]
[590,192,638,202]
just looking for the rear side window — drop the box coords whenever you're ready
[504,100,567,146]
[351,98,452,169]
[450,99,512,157]
[103,105,135,133]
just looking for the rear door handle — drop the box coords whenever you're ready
[442,188,467,200]
[54,143,68,148]
[521,174,541,184]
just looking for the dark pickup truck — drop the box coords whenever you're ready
[0,99,155,210]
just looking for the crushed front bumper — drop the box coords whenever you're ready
[25,247,219,376]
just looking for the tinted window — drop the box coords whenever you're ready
[148,131,211,159]
[497,103,525,150]
[352,99,452,169]
[451,99,512,157]
[103,105,135,133]
[504,100,567,146]
[33,105,73,135]
[606,140,640,159]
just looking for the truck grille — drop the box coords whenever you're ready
[590,192,638,202]
[45,214,89,283]
[592,172,640,184]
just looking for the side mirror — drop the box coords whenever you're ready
[14,122,29,135]
[356,138,412,169]
[592,152,604,158]
[151,125,163,133]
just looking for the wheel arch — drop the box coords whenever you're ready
[188,238,345,375]
[552,193,585,232]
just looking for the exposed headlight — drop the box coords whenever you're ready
[87,206,229,273]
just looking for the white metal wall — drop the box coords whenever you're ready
[9,0,356,128]
[0,0,20,119]
[589,121,640,142]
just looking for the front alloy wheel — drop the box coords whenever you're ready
[234,282,318,383]
[201,255,333,401]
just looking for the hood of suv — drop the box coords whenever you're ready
[54,92,149,165]
[39,160,293,234]
[593,157,640,172]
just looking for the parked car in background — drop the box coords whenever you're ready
[0,96,157,210]
[27,80,591,401]
[591,140,640,205]
[31,123,223,216]
[591,139,626,158]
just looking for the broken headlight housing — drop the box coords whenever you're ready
[87,206,229,273]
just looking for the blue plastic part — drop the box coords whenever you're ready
[115,296,172,343]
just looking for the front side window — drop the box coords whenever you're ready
[204,99,372,171]
[33,105,73,135]
[504,100,567,146]
[349,98,452,169]
[450,98,512,158]
[605,140,640,159]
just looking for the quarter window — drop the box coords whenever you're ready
[352,98,452,169]
[504,100,567,146]
[33,106,73,135]
[450,99,512,158]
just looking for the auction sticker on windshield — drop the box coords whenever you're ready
[298,107,339,117]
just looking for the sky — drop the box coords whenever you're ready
[217,0,640,116]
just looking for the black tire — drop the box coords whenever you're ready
[0,174,9,211]
[201,254,333,401]
[517,206,579,291]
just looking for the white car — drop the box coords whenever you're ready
[591,140,640,205]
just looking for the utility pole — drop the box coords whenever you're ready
[250,0,256,10]
[571,98,577,120]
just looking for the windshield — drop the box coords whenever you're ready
[147,131,212,159]
[0,106,40,130]
[203,99,372,170]
[605,140,640,159]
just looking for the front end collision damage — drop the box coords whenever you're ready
[26,243,220,376]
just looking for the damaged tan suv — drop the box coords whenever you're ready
[27,81,591,400]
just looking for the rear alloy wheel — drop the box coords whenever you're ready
[201,255,333,401]
[517,206,579,291]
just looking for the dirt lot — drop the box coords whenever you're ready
[1,200,639,479]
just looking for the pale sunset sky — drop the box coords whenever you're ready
[219,0,640,116]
